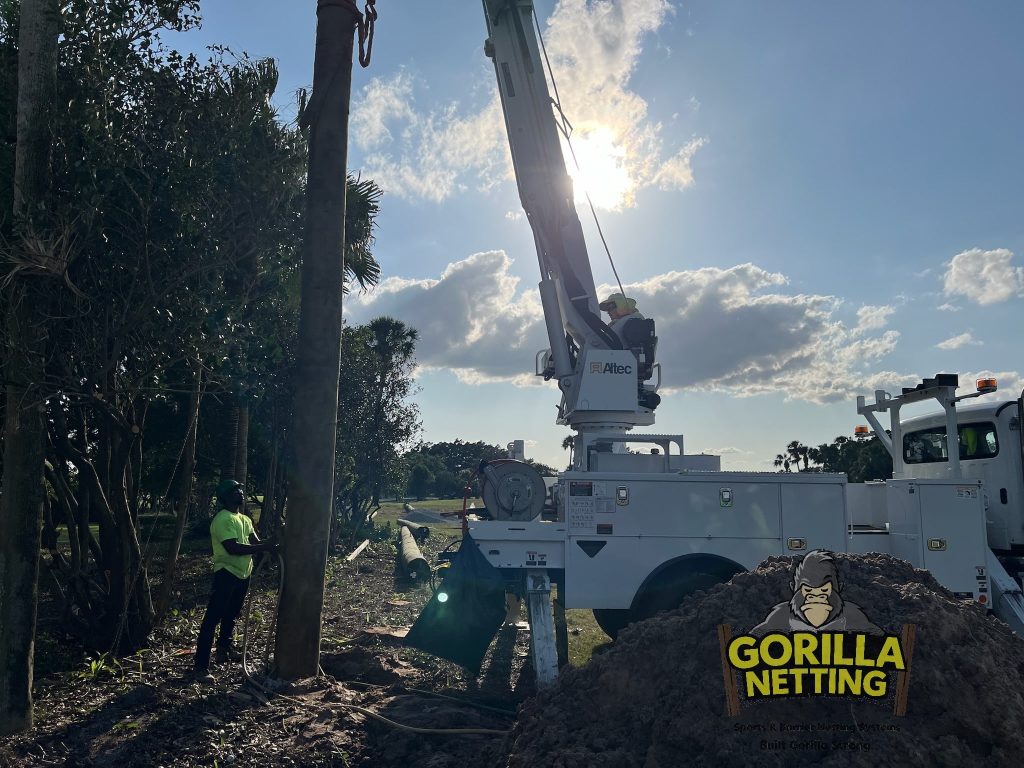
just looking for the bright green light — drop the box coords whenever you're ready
[437,592,449,603]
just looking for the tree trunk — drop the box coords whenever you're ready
[234,397,249,491]
[221,399,238,484]
[0,0,58,737]
[275,0,358,680]
[259,410,278,536]
[272,443,288,533]
[52,407,152,651]
[127,398,147,519]
[156,364,202,617]
[108,440,154,650]
[46,459,96,630]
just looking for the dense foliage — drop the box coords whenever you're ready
[400,440,558,500]
[0,0,418,651]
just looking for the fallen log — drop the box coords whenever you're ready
[346,539,370,562]
[397,518,430,541]
[398,525,431,582]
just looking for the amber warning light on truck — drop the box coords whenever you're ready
[976,377,997,393]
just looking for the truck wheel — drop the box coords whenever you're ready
[592,608,632,640]
[631,570,724,624]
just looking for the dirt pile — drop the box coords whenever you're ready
[500,553,1024,768]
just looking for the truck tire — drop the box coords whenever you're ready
[592,608,632,640]
[631,569,725,624]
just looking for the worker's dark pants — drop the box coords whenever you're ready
[194,568,249,671]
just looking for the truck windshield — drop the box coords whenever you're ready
[903,421,999,464]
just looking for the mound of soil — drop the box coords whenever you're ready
[500,553,1024,768]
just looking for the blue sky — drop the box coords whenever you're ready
[181,1,1024,470]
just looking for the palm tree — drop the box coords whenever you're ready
[785,440,813,472]
[562,434,574,468]
[276,3,374,679]
[343,176,382,292]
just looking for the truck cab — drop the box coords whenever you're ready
[900,399,1023,553]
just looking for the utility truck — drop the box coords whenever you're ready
[406,1,1024,683]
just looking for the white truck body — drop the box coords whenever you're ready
[468,387,1024,643]
[423,2,1024,685]
[473,471,991,607]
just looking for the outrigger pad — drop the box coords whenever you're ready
[404,534,506,674]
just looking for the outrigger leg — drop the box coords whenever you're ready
[526,569,559,686]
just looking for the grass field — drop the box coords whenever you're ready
[565,609,612,665]
[378,497,483,513]
[375,497,482,530]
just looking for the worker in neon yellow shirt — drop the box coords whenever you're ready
[193,479,277,682]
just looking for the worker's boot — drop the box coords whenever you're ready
[215,646,242,664]
[192,666,215,684]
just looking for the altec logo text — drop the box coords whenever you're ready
[591,362,633,374]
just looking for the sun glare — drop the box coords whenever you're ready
[565,127,632,211]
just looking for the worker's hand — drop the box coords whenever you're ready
[263,541,281,555]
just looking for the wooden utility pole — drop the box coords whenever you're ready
[275,0,366,679]
[0,0,59,736]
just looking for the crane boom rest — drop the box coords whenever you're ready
[482,0,661,431]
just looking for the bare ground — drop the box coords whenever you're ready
[0,525,534,767]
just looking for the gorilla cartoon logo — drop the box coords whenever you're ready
[751,550,883,636]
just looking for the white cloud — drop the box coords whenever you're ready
[352,76,508,203]
[348,0,704,208]
[348,253,1024,407]
[936,302,960,312]
[347,253,915,403]
[704,446,753,456]
[349,71,418,150]
[943,248,1024,305]
[346,250,545,385]
[855,305,895,333]
[651,137,706,191]
[936,332,980,350]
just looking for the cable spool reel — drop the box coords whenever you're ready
[480,460,546,521]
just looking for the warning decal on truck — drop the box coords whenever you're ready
[568,481,616,530]
[568,481,596,531]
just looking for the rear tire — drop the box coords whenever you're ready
[631,570,725,624]
[592,608,632,641]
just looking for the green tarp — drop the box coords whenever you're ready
[404,534,506,674]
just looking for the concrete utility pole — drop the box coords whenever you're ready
[275,0,370,680]
[0,0,59,736]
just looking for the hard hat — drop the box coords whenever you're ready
[599,293,636,313]
[216,479,244,502]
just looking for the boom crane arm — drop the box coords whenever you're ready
[482,0,622,362]
[483,0,659,430]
